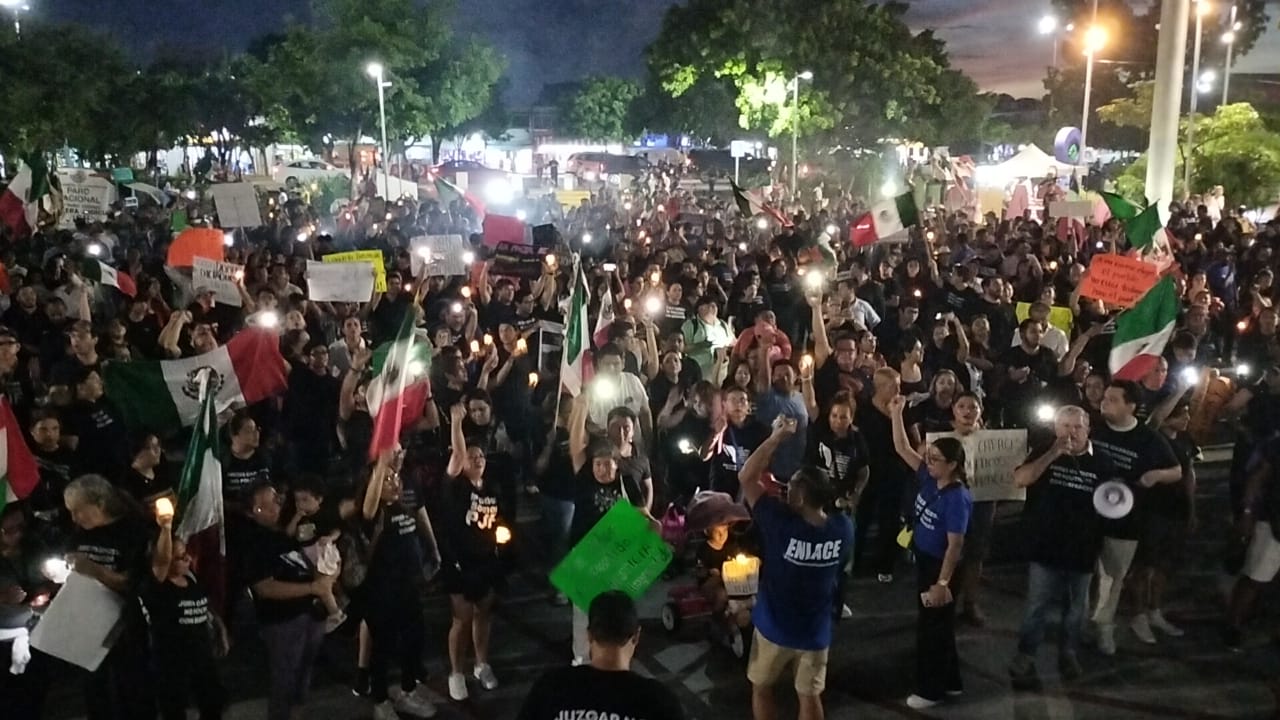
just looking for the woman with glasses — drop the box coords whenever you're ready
[888,397,972,711]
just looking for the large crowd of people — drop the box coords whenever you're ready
[0,159,1278,720]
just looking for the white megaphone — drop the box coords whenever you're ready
[1094,480,1135,520]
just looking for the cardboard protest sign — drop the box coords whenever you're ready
[927,429,1028,503]
[323,250,386,293]
[550,501,672,611]
[491,241,546,279]
[306,260,376,302]
[1079,254,1158,308]
[409,235,468,276]
[56,169,116,229]
[208,182,263,228]
[192,256,244,306]
[31,572,126,671]
[1048,200,1094,219]
[1015,302,1074,335]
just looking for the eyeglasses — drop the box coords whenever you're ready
[925,454,948,464]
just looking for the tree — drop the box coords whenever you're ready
[646,0,980,148]
[634,75,742,146]
[558,77,643,142]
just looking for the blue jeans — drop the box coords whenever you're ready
[1017,562,1092,657]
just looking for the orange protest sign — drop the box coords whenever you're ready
[167,228,225,268]
[1079,254,1158,308]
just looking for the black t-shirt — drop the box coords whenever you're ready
[804,422,870,494]
[538,428,576,501]
[1147,432,1196,521]
[125,314,163,359]
[814,359,863,409]
[616,451,652,502]
[239,522,317,625]
[517,666,686,720]
[283,367,340,446]
[366,501,425,588]
[118,467,175,505]
[1023,444,1115,572]
[141,572,213,655]
[1090,421,1179,540]
[31,445,78,520]
[222,451,272,506]
[569,467,643,546]
[711,419,769,498]
[662,413,712,498]
[441,475,502,567]
[369,292,412,345]
[66,398,130,476]
[70,517,148,580]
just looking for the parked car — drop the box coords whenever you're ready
[272,158,347,188]
[687,149,773,181]
[566,153,651,181]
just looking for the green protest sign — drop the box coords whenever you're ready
[111,167,134,183]
[550,501,672,611]
[170,209,189,233]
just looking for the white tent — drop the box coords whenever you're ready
[992,145,1076,179]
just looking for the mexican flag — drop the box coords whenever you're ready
[175,372,223,541]
[82,259,137,297]
[1110,276,1179,381]
[367,313,433,459]
[850,193,919,246]
[1101,193,1174,273]
[434,176,486,217]
[731,180,790,227]
[561,266,590,397]
[0,398,39,516]
[0,157,50,237]
[593,281,615,349]
[102,328,287,431]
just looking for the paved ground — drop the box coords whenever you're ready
[46,457,1280,719]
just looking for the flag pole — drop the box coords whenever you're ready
[552,252,582,424]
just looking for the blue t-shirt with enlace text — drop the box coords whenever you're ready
[911,465,972,559]
[750,495,854,651]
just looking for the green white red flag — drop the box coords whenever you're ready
[561,265,590,397]
[0,398,39,516]
[367,312,433,459]
[1109,276,1179,381]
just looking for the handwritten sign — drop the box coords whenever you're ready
[491,241,545,279]
[927,429,1028,502]
[56,170,115,229]
[306,260,376,302]
[208,182,263,228]
[550,501,672,611]
[1015,302,1074,335]
[323,250,386,293]
[1079,253,1158,308]
[191,256,244,307]
[408,234,468,277]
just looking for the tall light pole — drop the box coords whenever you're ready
[366,62,392,200]
[1080,25,1108,167]
[1039,15,1059,67]
[1185,0,1210,194]
[0,0,28,35]
[790,70,813,197]
[1222,4,1240,105]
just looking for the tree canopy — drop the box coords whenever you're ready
[558,77,643,142]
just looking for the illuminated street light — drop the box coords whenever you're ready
[1038,15,1057,34]
[0,0,28,36]
[1080,25,1108,167]
[790,70,813,197]
[366,62,392,201]
[1187,1,1209,190]
[1223,4,1240,104]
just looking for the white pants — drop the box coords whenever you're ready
[1091,537,1138,626]
[572,606,589,662]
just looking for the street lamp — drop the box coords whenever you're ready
[790,70,813,197]
[0,0,28,36]
[1185,0,1211,193]
[1080,25,1108,168]
[1038,15,1061,67]
[365,62,392,200]
[1222,4,1239,104]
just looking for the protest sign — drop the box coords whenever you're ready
[926,429,1028,502]
[1048,200,1094,218]
[482,213,528,247]
[56,169,116,229]
[550,501,672,611]
[491,241,546,279]
[1079,254,1158,308]
[1015,302,1074,335]
[192,256,244,307]
[30,572,126,671]
[208,182,263,228]
[323,250,386,293]
[306,260,376,302]
[408,235,468,276]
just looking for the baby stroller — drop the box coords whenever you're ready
[659,490,760,660]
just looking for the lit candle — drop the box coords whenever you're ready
[516,338,527,353]
[470,340,480,354]
[495,525,512,545]
[483,334,494,346]
[154,497,174,519]
[528,372,539,387]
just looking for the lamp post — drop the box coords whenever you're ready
[1038,16,1073,68]
[366,62,392,200]
[1184,0,1210,193]
[0,0,28,35]
[1080,25,1108,168]
[790,70,813,197]
[1222,4,1240,104]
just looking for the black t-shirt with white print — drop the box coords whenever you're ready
[1022,442,1115,572]
[141,572,213,655]
[517,665,686,720]
[1090,421,1179,540]
[442,474,503,568]
[569,467,643,546]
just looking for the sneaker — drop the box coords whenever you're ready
[840,604,854,619]
[1149,610,1185,638]
[352,668,371,698]
[324,609,347,634]
[372,700,399,720]
[447,672,468,701]
[1058,652,1084,681]
[877,573,894,584]
[1096,623,1117,656]
[1131,613,1157,645]
[394,691,438,718]
[1008,653,1040,691]
[473,663,499,691]
[571,656,587,667]
[906,694,940,710]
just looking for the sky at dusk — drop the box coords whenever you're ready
[33,0,1280,104]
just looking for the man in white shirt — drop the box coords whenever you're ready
[585,344,653,446]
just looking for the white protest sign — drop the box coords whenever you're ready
[192,256,244,307]
[1048,200,1094,219]
[306,260,376,302]
[409,234,468,276]
[208,182,263,227]
[56,169,116,229]
[926,428,1028,503]
[30,572,126,671]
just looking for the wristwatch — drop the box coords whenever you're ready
[937,578,950,587]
